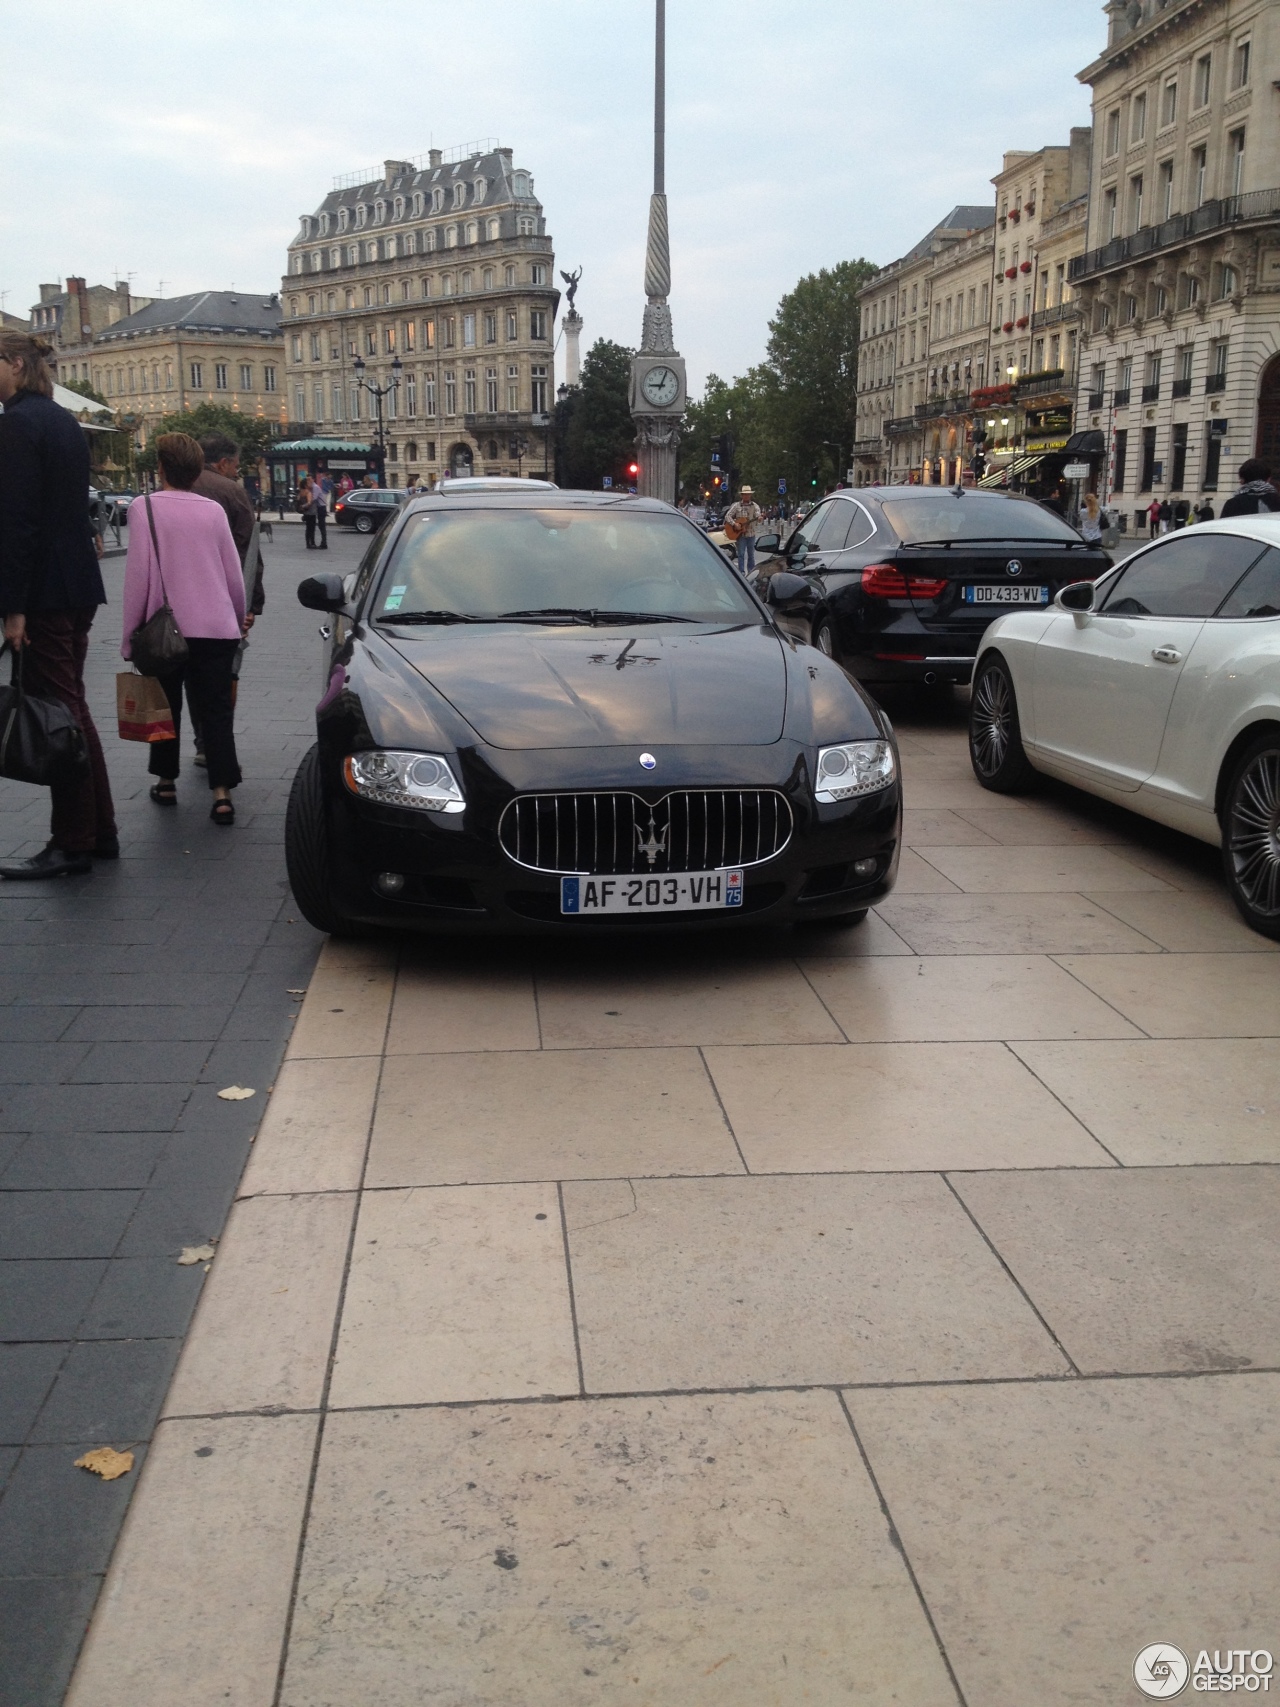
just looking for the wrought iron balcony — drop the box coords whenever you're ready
[1087,391,1105,411]
[1205,371,1227,394]
[1069,189,1280,282]
[1113,388,1131,408]
[1030,301,1080,331]
[1171,377,1192,398]
[885,416,917,435]
[1141,383,1161,403]
[851,438,883,456]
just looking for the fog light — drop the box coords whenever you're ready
[376,871,406,896]
[852,857,878,878]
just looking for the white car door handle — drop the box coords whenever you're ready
[1152,646,1181,663]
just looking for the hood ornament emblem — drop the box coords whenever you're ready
[639,752,657,769]
[1006,558,1023,576]
[635,812,668,869]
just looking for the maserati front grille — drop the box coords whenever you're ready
[498,790,794,875]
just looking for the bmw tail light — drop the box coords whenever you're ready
[861,564,947,599]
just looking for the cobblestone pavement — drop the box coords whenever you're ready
[42,629,1280,1704]
[0,526,365,1707]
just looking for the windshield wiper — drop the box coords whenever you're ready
[497,607,696,625]
[375,609,490,624]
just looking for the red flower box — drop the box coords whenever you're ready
[1020,261,1032,273]
[1005,267,1017,279]
[1025,203,1036,216]
[1002,321,1015,333]
[1009,208,1021,222]
[1015,316,1029,329]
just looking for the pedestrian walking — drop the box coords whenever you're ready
[724,484,763,576]
[1193,497,1215,523]
[191,433,265,769]
[1157,498,1172,534]
[121,433,247,827]
[1147,498,1161,538]
[311,476,328,548]
[1078,491,1103,546]
[297,475,319,548]
[1220,458,1280,519]
[0,331,118,880]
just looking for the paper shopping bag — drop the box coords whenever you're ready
[116,672,175,743]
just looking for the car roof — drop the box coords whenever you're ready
[437,476,558,492]
[1174,515,1280,546]
[856,487,1043,504]
[400,489,676,514]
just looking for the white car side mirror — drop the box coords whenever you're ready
[1056,580,1097,623]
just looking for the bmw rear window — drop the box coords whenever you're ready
[880,495,1082,545]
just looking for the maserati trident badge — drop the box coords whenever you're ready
[639,752,657,769]
[635,813,668,868]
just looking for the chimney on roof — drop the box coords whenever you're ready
[429,149,443,168]
[1067,126,1092,203]
[498,147,512,161]
[384,158,410,183]
[39,283,61,304]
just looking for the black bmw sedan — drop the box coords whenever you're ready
[752,487,1111,689]
[285,490,902,935]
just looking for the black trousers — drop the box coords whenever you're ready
[149,638,242,789]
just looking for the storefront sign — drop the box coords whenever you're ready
[1063,462,1091,479]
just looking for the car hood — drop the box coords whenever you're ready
[386,622,787,749]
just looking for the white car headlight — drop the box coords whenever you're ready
[814,740,896,802]
[343,750,465,813]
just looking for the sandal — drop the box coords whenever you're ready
[149,783,177,806]
[210,799,235,827]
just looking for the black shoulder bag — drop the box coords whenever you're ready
[0,642,89,785]
[129,495,189,676]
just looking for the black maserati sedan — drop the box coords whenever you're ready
[752,487,1111,689]
[285,490,902,936]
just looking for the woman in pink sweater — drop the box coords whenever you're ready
[122,432,248,825]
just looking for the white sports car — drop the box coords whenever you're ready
[968,516,1280,939]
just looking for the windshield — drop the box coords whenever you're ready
[370,509,760,622]
[880,495,1081,545]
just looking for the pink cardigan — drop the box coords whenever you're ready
[121,489,246,657]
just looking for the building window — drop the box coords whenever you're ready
[406,440,418,462]
[382,283,391,305]
[485,367,498,411]
[1171,422,1188,490]
[530,309,547,340]
[426,440,436,461]
[1204,429,1223,490]
[405,374,417,417]
[443,316,456,349]
[332,382,343,422]
[1105,109,1120,157]
[1139,425,1158,492]
[263,365,276,392]
[1158,159,1174,221]
[215,364,228,391]
[1228,129,1246,197]
[507,364,519,410]
[190,362,203,389]
[310,333,321,361]
[313,383,324,420]
[424,375,436,416]
[349,383,360,420]
[530,263,547,285]
[423,317,435,349]
[1123,293,1138,324]
[530,364,548,413]
[506,310,518,341]
[453,182,466,210]
[1177,345,1194,386]
[483,311,497,344]
[1191,146,1207,207]
[290,334,302,362]
[365,329,376,356]
[1218,263,1238,300]
[486,218,500,241]
[441,274,454,297]
[445,225,457,248]
[444,372,456,415]
[504,264,516,288]
[517,216,535,236]
[1131,91,1147,143]
[465,221,478,244]
[464,368,476,412]
[1161,81,1177,128]
[404,320,415,353]
[460,270,473,293]
[294,385,305,419]
[463,313,476,346]
[363,286,373,307]
[383,325,396,354]
[1113,428,1129,491]
[1104,187,1118,240]
[1130,174,1144,232]
[1179,271,1201,309]
[1233,37,1251,90]
[1194,53,1212,108]
[1211,339,1228,378]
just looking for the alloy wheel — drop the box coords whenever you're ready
[1228,747,1280,919]
[971,664,1013,779]
[814,621,834,657]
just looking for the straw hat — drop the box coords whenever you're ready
[740,485,753,496]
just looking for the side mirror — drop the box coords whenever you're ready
[1056,580,1097,615]
[755,533,781,555]
[297,573,346,612]
[767,571,810,605]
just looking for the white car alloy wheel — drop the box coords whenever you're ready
[969,654,1036,793]
[1224,736,1280,939]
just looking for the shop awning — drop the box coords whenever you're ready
[1063,429,1105,457]
[979,453,1045,486]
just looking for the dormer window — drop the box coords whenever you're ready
[355,203,367,228]
[374,199,386,224]
[393,196,405,219]
[452,182,466,209]
[412,191,424,216]
[300,217,312,239]
[473,177,487,205]
[319,212,330,235]
[486,217,500,241]
[338,207,349,232]
[432,187,444,212]
[513,171,530,198]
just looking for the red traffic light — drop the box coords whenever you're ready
[627,463,639,477]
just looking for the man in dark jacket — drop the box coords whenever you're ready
[1221,458,1280,519]
[0,334,117,879]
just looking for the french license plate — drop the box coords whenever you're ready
[962,584,1049,605]
[561,869,744,915]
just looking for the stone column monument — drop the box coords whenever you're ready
[629,0,685,503]
[559,267,583,387]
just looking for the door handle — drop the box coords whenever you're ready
[1151,645,1181,663]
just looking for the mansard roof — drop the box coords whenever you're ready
[97,291,282,343]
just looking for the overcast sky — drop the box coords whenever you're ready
[0,0,1101,395]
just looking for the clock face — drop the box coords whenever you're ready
[641,364,680,408]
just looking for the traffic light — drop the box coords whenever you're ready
[627,462,639,479]
[809,468,819,487]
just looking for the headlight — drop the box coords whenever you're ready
[814,740,896,802]
[342,750,465,813]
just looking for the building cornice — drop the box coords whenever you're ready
[1077,0,1220,85]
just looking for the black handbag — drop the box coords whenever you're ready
[129,495,189,676]
[0,642,89,785]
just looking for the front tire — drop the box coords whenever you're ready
[812,617,835,657]
[285,744,345,934]
[1222,733,1280,940]
[969,653,1037,793]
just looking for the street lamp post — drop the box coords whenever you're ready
[353,354,402,484]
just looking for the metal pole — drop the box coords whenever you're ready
[654,0,665,197]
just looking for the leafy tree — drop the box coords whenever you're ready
[60,377,110,407]
[556,339,636,490]
[135,402,281,474]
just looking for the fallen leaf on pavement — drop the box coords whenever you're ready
[75,1448,134,1481]
[217,1085,255,1100]
[178,1244,216,1265]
